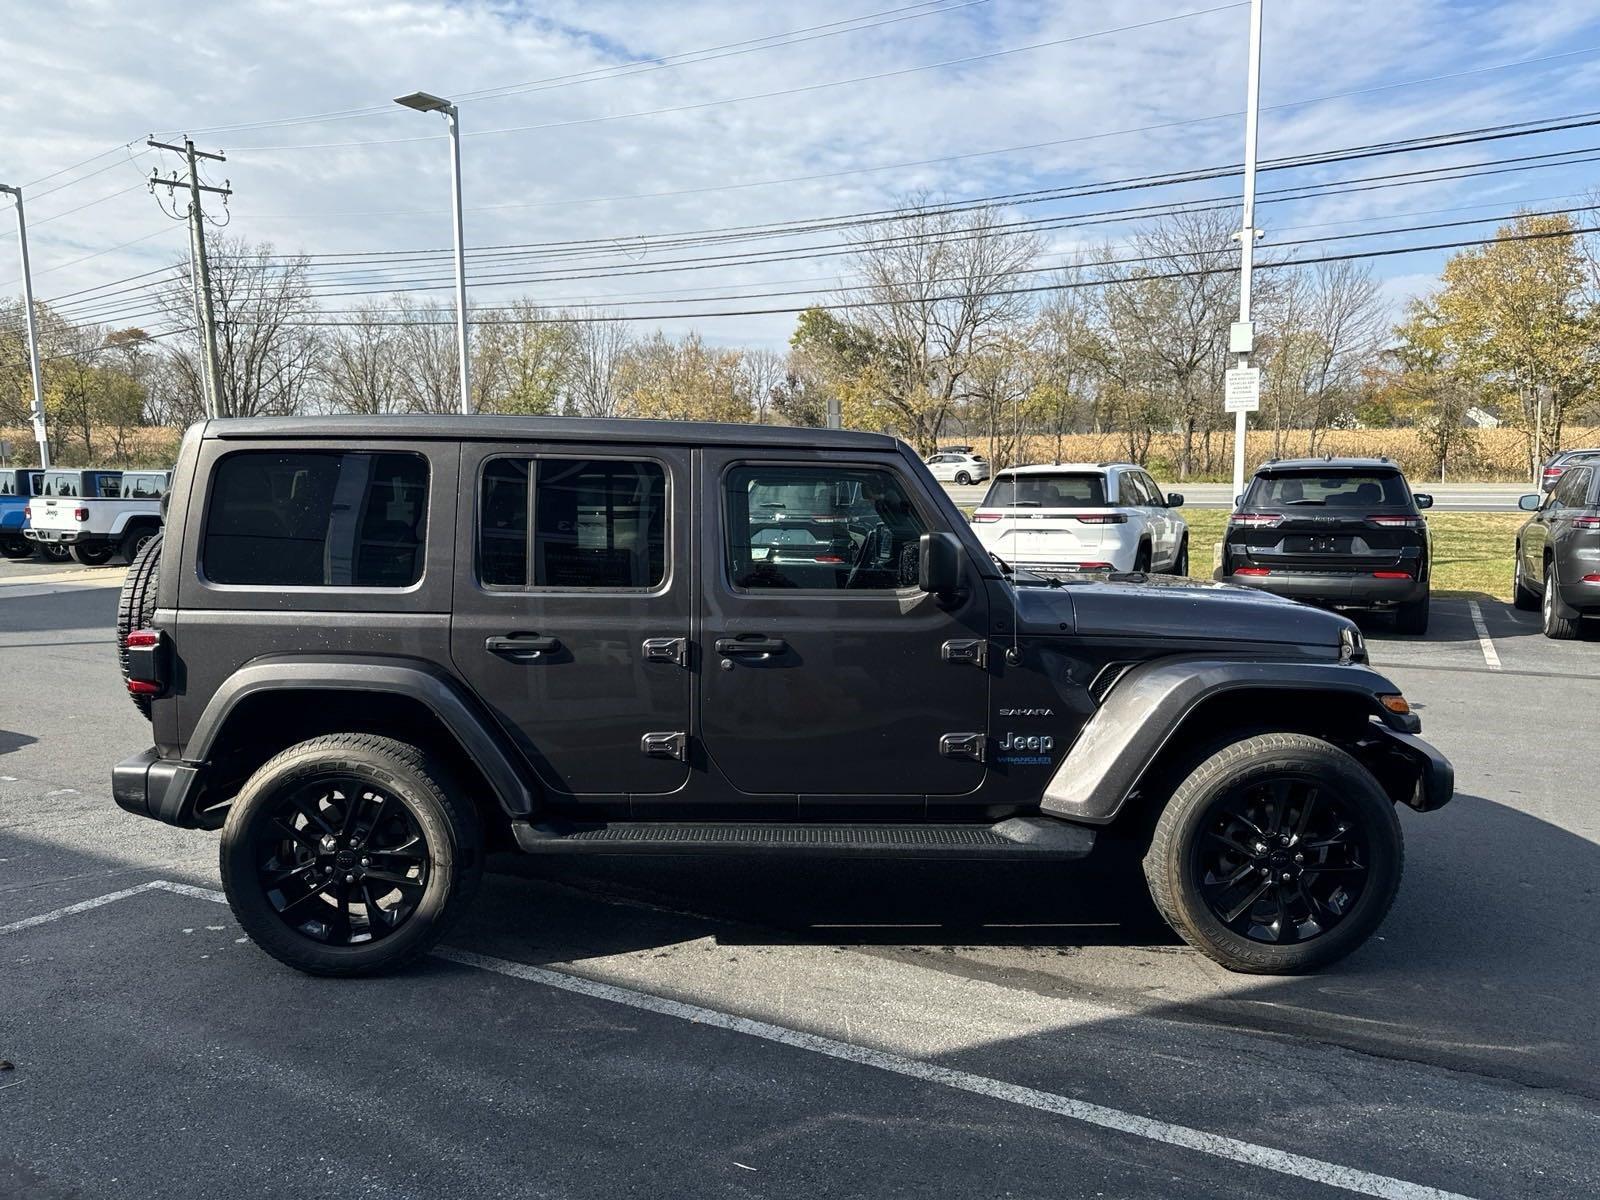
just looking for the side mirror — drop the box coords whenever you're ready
[1234,494,1244,508]
[1413,493,1433,510]
[1518,494,1542,511]
[1166,492,1184,508]
[918,531,963,595]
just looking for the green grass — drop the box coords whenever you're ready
[1182,510,1523,601]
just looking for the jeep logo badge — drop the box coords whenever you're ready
[999,732,1054,753]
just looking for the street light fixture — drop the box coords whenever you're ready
[394,90,472,415]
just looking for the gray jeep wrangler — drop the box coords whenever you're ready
[112,417,1453,977]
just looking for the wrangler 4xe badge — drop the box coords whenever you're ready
[997,732,1054,766]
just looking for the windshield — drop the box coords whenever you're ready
[981,472,1106,508]
[1244,470,1411,508]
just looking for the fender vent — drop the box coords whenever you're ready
[1088,661,1136,702]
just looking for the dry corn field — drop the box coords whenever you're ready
[6,423,1597,480]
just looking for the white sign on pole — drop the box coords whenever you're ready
[1224,366,1261,413]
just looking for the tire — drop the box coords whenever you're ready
[116,532,163,718]
[69,541,114,566]
[1512,548,1539,611]
[1542,558,1580,640]
[954,471,972,486]
[1132,543,1152,573]
[1171,536,1190,577]
[0,537,32,560]
[1394,589,1430,635]
[1142,732,1403,974]
[38,542,70,563]
[119,524,158,564]
[220,733,482,977]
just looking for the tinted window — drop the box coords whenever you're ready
[1245,470,1410,508]
[40,472,80,498]
[1554,467,1591,509]
[0,474,15,497]
[204,451,428,587]
[122,473,165,499]
[1137,474,1165,505]
[480,457,665,590]
[95,473,122,498]
[982,472,1106,508]
[727,464,926,591]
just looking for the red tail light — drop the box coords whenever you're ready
[1075,561,1114,570]
[1582,574,1600,583]
[22,505,31,520]
[971,512,1001,523]
[1368,514,1424,528]
[812,554,845,563]
[1072,513,1128,525]
[127,680,162,695]
[125,630,160,648]
[1234,567,1271,576]
[73,506,89,521]
[1573,516,1600,530]
[1372,571,1413,579]
[1544,467,1565,484]
[1230,512,1283,528]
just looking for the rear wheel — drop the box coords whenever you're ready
[119,524,158,564]
[1394,589,1430,635]
[1512,548,1539,611]
[69,542,114,566]
[1132,543,1152,573]
[1171,536,1190,577]
[220,733,482,977]
[1542,558,1580,640]
[1143,732,1403,974]
[37,542,70,563]
[0,537,31,560]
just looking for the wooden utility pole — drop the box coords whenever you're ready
[148,138,230,417]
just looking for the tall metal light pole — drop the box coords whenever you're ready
[1229,0,1265,504]
[0,184,51,467]
[395,91,471,414]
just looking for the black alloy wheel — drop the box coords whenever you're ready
[955,471,972,485]
[70,542,114,565]
[38,542,70,562]
[255,776,430,947]
[1191,776,1369,946]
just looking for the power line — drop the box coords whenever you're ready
[227,4,1247,152]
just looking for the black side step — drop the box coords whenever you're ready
[510,817,1095,860]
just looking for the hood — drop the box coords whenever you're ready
[1012,576,1353,651]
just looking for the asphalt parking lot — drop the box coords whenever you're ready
[3,561,1598,1199]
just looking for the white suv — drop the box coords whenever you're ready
[971,463,1188,575]
[924,450,990,486]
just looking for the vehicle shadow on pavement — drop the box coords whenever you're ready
[0,728,39,755]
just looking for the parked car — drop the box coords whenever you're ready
[1,467,44,559]
[924,450,990,486]
[970,463,1187,575]
[1515,461,1600,638]
[112,417,1452,979]
[1218,458,1434,635]
[1540,447,1600,493]
[24,468,168,565]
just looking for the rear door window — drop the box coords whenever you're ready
[1553,466,1591,509]
[1245,470,1410,508]
[203,451,429,587]
[982,472,1106,508]
[479,457,666,590]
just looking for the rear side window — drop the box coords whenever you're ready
[1245,470,1410,508]
[480,457,666,590]
[122,474,165,499]
[982,472,1106,508]
[95,474,122,498]
[40,472,80,498]
[1553,466,1592,508]
[0,474,15,497]
[204,451,429,587]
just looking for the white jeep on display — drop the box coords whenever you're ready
[971,462,1189,576]
[24,468,169,565]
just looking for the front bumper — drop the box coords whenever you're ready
[1357,724,1454,812]
[113,748,205,827]
[1219,570,1426,607]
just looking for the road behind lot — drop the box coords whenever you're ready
[2,566,1598,1198]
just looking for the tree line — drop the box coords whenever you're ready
[4,201,1598,480]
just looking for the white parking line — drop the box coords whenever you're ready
[1,880,1477,1200]
[1466,601,1502,670]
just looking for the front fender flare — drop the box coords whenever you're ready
[1040,657,1416,825]
[185,657,536,817]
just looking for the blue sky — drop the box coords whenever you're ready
[3,0,1600,347]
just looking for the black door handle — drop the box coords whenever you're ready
[486,634,561,659]
[714,636,787,656]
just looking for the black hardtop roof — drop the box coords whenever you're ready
[1255,457,1405,473]
[201,414,901,452]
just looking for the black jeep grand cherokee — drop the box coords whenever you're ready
[112,419,1452,978]
[1218,457,1434,634]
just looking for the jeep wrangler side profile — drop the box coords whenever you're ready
[113,417,1453,977]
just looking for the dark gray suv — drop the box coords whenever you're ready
[1516,462,1600,638]
[112,417,1453,978]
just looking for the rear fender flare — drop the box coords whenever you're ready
[1039,658,1416,825]
[186,657,535,817]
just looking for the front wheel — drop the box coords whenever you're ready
[1542,559,1580,640]
[1512,549,1539,611]
[954,471,972,486]
[220,733,482,977]
[37,542,70,563]
[1143,732,1403,974]
[1171,536,1190,577]
[70,542,114,566]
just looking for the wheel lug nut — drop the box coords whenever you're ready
[1260,867,1271,877]
[344,874,355,883]
[361,857,370,867]
[1281,872,1292,882]
[1294,853,1304,863]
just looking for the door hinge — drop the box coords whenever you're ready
[642,636,687,667]
[641,731,688,761]
[941,638,988,668]
[939,732,986,762]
